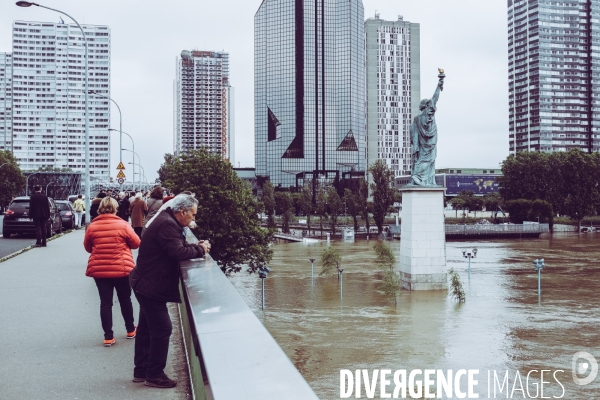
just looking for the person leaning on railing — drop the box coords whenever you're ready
[128,194,211,388]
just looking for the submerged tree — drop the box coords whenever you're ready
[369,160,396,234]
[374,241,400,304]
[320,247,341,277]
[448,268,466,303]
[327,186,343,235]
[262,181,276,229]
[158,149,273,275]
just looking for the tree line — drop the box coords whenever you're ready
[261,160,399,236]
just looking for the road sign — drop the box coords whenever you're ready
[116,170,126,179]
[117,178,125,185]
[116,162,126,170]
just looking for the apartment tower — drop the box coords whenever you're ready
[0,53,12,152]
[173,50,235,164]
[2,21,111,177]
[254,0,366,188]
[365,13,420,177]
[508,0,600,154]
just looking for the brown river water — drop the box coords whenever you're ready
[228,233,600,399]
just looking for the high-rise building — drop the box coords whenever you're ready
[508,0,600,154]
[0,53,12,152]
[3,21,111,177]
[365,14,420,177]
[173,50,235,164]
[254,0,366,188]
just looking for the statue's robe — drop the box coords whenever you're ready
[410,106,438,186]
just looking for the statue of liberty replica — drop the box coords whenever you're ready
[408,69,445,186]
[399,69,447,291]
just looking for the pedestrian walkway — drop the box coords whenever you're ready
[0,229,190,400]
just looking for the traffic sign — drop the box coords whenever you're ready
[117,178,125,185]
[116,161,126,170]
[117,170,126,179]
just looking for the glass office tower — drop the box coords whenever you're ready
[255,0,365,188]
[508,0,600,154]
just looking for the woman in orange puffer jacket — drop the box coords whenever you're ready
[84,197,141,347]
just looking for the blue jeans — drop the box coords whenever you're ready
[133,292,172,378]
[94,277,135,340]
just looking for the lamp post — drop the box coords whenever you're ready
[89,92,122,183]
[46,181,55,196]
[258,265,271,310]
[110,129,134,190]
[337,267,345,299]
[533,258,545,301]
[462,248,477,280]
[25,172,39,196]
[0,163,9,169]
[123,148,140,190]
[309,258,315,284]
[17,1,91,224]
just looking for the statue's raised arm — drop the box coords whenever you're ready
[431,68,445,108]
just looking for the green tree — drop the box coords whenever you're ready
[559,149,600,231]
[262,181,276,229]
[158,149,273,275]
[497,151,553,204]
[374,241,400,304]
[483,192,502,221]
[327,186,343,235]
[298,183,314,233]
[315,186,328,237]
[448,197,466,219]
[275,191,293,234]
[320,247,341,276]
[369,160,396,234]
[35,166,73,173]
[0,151,26,208]
[344,188,360,232]
[358,179,370,233]
[448,268,466,303]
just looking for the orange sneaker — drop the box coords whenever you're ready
[126,326,137,339]
[103,338,116,347]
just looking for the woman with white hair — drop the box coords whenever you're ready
[117,192,130,222]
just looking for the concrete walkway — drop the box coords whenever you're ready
[0,229,191,400]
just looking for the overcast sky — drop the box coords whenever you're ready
[0,0,508,181]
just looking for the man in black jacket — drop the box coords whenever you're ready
[29,185,50,247]
[129,194,210,388]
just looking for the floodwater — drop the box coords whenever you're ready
[228,233,600,399]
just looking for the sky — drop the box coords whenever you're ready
[0,0,508,182]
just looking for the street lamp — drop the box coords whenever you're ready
[89,92,122,179]
[25,172,39,196]
[258,265,271,310]
[17,1,91,224]
[309,258,315,284]
[109,129,134,190]
[46,181,55,196]
[123,148,140,189]
[337,266,345,299]
[0,163,9,169]
[462,248,477,280]
[533,258,545,301]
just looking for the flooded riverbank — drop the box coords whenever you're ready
[228,233,600,399]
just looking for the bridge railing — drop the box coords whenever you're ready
[178,257,318,400]
[445,223,550,235]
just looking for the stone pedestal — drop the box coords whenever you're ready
[399,187,447,290]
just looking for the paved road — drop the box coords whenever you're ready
[0,215,37,258]
[0,228,191,399]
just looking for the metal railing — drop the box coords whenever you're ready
[179,257,318,400]
[445,223,550,235]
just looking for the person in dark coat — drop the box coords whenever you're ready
[29,185,50,247]
[129,194,210,388]
[117,192,130,222]
[90,192,106,221]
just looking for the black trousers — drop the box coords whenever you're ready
[94,277,135,340]
[134,227,143,239]
[33,217,47,245]
[133,292,172,378]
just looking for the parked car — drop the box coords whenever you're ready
[55,200,75,229]
[2,196,63,238]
